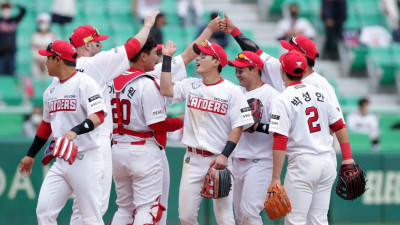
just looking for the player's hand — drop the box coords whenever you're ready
[143,10,160,28]
[19,156,34,177]
[207,15,221,33]
[63,131,78,140]
[341,159,356,175]
[267,179,281,199]
[162,41,177,57]
[221,13,236,34]
[210,154,228,170]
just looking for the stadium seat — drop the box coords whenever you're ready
[366,47,397,92]
[379,131,400,152]
[379,114,400,131]
[348,132,372,152]
[0,76,23,106]
[0,113,24,137]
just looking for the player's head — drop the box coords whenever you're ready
[193,40,227,75]
[288,2,299,18]
[38,40,77,77]
[129,35,157,72]
[228,51,263,88]
[69,25,109,57]
[281,35,319,67]
[279,50,307,83]
[359,97,370,115]
[1,2,11,19]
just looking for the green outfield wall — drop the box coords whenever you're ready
[0,138,399,224]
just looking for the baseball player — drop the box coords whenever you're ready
[67,12,160,224]
[18,40,107,224]
[149,16,223,225]
[227,51,279,225]
[109,37,184,225]
[268,50,358,225]
[219,15,344,123]
[160,40,254,225]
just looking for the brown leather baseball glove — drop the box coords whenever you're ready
[264,184,291,219]
[200,167,232,199]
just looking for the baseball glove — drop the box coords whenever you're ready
[42,137,78,165]
[200,167,232,199]
[336,163,367,200]
[264,184,291,220]
[244,98,263,132]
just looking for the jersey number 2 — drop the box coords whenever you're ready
[305,106,321,133]
[111,98,131,125]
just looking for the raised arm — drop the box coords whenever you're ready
[160,41,177,97]
[180,15,221,65]
[220,13,262,54]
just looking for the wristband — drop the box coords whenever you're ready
[231,27,242,37]
[26,135,48,158]
[256,123,269,134]
[162,55,172,72]
[221,141,237,158]
[340,143,352,160]
[71,119,94,135]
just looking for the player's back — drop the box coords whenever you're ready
[270,82,342,159]
[110,71,166,143]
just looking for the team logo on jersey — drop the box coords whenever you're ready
[50,87,55,94]
[49,98,77,113]
[88,94,101,102]
[187,95,228,115]
[185,156,190,163]
[192,83,201,89]
[240,107,252,119]
[271,114,280,120]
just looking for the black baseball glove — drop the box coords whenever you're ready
[336,163,367,200]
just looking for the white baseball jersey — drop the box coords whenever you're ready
[268,81,342,159]
[171,77,254,154]
[110,68,167,143]
[259,52,285,93]
[232,83,279,159]
[75,46,130,134]
[43,71,106,152]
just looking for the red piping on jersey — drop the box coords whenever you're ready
[260,82,266,87]
[124,38,141,59]
[203,78,224,86]
[329,119,345,132]
[60,71,78,83]
[287,80,302,87]
[113,67,146,92]
[95,111,105,124]
[273,133,288,151]
[231,27,242,37]
[36,120,52,139]
[148,117,183,132]
[340,143,353,160]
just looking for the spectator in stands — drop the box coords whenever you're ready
[347,98,380,152]
[197,11,229,48]
[21,106,43,138]
[31,13,57,80]
[177,0,203,27]
[275,2,316,40]
[0,2,26,76]
[132,0,161,22]
[321,0,347,60]
[150,12,166,44]
[51,0,75,26]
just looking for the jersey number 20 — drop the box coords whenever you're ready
[111,98,131,125]
[305,106,321,133]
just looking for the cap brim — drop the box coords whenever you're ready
[38,49,55,57]
[93,34,109,42]
[193,43,214,56]
[280,40,295,51]
[228,60,250,68]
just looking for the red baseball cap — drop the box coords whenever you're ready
[193,40,228,67]
[228,51,263,71]
[279,50,307,77]
[69,25,109,47]
[38,40,77,62]
[280,35,319,60]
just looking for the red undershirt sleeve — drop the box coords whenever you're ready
[95,110,105,124]
[36,120,52,139]
[148,117,183,133]
[273,133,288,151]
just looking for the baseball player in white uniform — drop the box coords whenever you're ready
[66,12,160,224]
[18,40,107,225]
[160,40,254,225]
[268,50,359,225]
[109,36,184,225]
[149,16,223,225]
[227,51,279,225]
[220,15,344,122]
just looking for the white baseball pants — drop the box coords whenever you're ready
[284,151,337,225]
[70,132,112,225]
[232,158,271,225]
[36,149,105,225]
[178,149,235,225]
[158,150,170,225]
[111,140,163,225]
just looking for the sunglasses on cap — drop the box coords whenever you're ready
[69,27,100,45]
[236,53,258,68]
[289,36,306,54]
[201,40,220,61]
[47,43,61,57]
